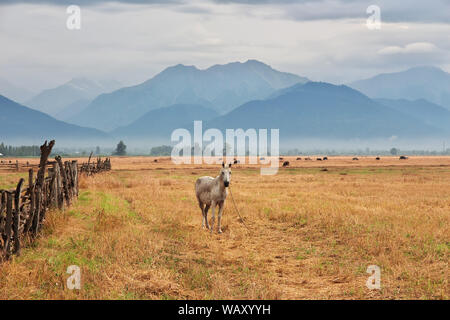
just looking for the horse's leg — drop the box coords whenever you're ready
[217,201,224,234]
[210,201,216,234]
[199,202,206,228]
[204,204,211,230]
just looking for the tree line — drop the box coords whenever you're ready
[0,143,40,157]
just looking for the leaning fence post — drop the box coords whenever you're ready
[36,140,55,188]
[32,187,41,237]
[23,169,35,234]
[56,156,70,206]
[72,160,78,197]
[65,161,74,200]
[13,179,24,255]
[4,192,13,257]
[55,162,64,210]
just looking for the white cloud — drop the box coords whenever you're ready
[0,1,448,92]
[378,42,439,55]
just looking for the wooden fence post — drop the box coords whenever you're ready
[55,162,64,210]
[65,161,73,199]
[13,179,24,255]
[72,160,78,196]
[36,140,55,188]
[23,169,34,234]
[4,192,13,257]
[55,156,70,206]
[87,152,93,176]
[32,187,41,237]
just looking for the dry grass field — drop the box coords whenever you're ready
[0,156,448,299]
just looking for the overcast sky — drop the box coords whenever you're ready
[0,0,449,92]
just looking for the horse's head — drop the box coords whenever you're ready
[220,162,232,187]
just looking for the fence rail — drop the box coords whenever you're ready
[0,160,34,171]
[79,152,111,175]
[0,141,111,260]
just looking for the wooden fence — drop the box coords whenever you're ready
[79,152,111,175]
[0,141,111,260]
[0,160,34,171]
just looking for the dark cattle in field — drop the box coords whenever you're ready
[399,156,408,160]
[154,159,158,162]
[376,157,380,160]
[323,157,328,160]
[279,157,284,160]
[316,158,322,161]
[296,157,301,160]
[233,159,240,164]
[282,161,290,167]
[352,157,359,161]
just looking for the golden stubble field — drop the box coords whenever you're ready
[0,156,448,299]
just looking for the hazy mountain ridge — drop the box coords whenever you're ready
[349,66,450,110]
[375,98,450,132]
[0,95,109,144]
[112,104,219,141]
[206,82,443,139]
[26,77,122,120]
[68,60,308,131]
[0,77,36,103]
[3,63,450,147]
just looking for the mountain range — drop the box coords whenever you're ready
[0,77,36,103]
[112,104,219,141]
[0,95,108,144]
[68,60,308,131]
[375,98,450,132]
[26,78,122,120]
[349,66,450,110]
[2,61,450,147]
[205,82,442,140]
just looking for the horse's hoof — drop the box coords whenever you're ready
[218,229,223,234]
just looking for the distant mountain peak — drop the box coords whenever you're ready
[71,60,308,131]
[406,65,446,73]
[349,65,450,110]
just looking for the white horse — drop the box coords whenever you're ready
[195,162,232,234]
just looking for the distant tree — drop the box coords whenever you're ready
[150,145,172,156]
[390,147,398,155]
[0,142,40,156]
[223,143,232,156]
[114,141,127,156]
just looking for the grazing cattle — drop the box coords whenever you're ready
[195,162,231,234]
[316,158,322,161]
[352,157,359,161]
[323,157,328,160]
[399,156,408,160]
[376,157,380,160]
[279,157,284,160]
[233,159,240,164]
[282,161,289,167]
[296,157,302,160]
[154,159,158,162]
